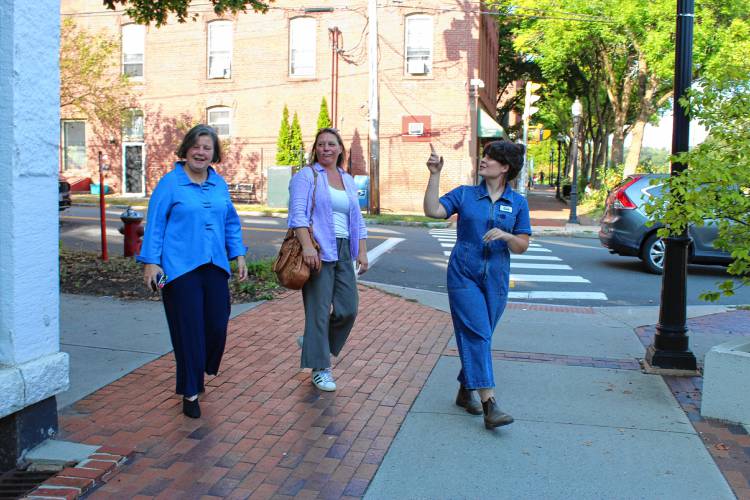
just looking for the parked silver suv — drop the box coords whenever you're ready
[599,174,731,274]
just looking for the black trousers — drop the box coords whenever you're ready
[161,264,230,396]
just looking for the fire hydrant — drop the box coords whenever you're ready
[118,206,144,257]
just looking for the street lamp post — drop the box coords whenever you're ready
[555,134,564,199]
[645,0,697,371]
[567,98,583,224]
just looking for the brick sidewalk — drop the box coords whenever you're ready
[57,286,453,499]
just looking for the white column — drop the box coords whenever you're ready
[0,0,68,419]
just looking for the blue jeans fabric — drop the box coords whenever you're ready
[440,181,532,390]
[448,243,509,389]
[161,263,231,396]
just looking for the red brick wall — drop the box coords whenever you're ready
[61,0,497,212]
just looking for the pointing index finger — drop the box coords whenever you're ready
[429,143,436,155]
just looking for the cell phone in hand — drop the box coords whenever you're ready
[152,273,167,292]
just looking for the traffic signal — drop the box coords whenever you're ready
[524,81,542,118]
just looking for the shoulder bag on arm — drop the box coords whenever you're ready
[273,167,321,289]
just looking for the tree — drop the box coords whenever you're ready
[317,98,332,131]
[497,0,740,175]
[103,0,270,26]
[275,105,291,165]
[60,19,133,127]
[647,18,750,300]
[289,112,305,169]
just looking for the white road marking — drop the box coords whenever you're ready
[510,274,590,283]
[510,263,572,270]
[525,248,552,253]
[508,291,608,300]
[510,255,562,261]
[367,238,405,267]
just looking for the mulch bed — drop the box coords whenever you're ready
[59,249,281,303]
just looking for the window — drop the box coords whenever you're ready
[208,107,231,137]
[289,17,316,77]
[405,15,432,75]
[208,21,233,79]
[122,24,145,77]
[62,121,86,170]
[122,109,144,141]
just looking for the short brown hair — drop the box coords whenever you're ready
[309,127,346,168]
[176,124,222,163]
[482,140,525,181]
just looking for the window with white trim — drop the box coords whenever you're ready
[405,15,432,75]
[289,17,316,77]
[207,107,231,137]
[208,20,233,79]
[62,120,86,170]
[122,24,145,77]
[122,109,144,141]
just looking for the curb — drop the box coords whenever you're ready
[22,446,135,500]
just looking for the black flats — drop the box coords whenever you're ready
[482,397,514,429]
[455,385,483,415]
[182,397,201,418]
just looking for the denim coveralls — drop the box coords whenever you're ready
[440,181,532,389]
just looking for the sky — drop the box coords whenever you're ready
[627,113,709,151]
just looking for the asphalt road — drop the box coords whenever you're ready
[60,206,749,307]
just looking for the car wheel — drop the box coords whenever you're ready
[641,233,665,274]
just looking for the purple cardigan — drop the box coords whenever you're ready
[288,163,367,262]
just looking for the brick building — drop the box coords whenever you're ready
[60,0,502,212]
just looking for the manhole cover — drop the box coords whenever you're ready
[0,468,56,499]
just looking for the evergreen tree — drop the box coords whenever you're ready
[275,105,291,165]
[289,112,305,170]
[317,97,332,130]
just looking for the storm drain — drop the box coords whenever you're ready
[0,468,56,499]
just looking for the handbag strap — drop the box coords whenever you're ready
[308,165,318,227]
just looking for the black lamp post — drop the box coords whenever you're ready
[567,98,583,224]
[555,134,564,199]
[645,0,697,371]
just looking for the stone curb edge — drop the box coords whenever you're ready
[22,446,135,500]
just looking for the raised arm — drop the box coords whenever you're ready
[423,143,447,219]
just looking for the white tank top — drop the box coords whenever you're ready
[328,185,350,238]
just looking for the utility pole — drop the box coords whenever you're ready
[645,0,697,372]
[367,0,380,214]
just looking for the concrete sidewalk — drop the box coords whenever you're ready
[44,285,750,499]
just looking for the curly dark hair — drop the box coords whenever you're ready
[482,140,525,181]
[176,124,222,163]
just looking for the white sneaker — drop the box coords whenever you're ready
[296,336,304,349]
[312,368,336,391]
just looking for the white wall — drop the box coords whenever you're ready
[0,0,69,418]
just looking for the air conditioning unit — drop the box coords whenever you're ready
[407,122,424,136]
[407,59,428,75]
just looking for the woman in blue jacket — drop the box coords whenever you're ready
[138,124,247,418]
[423,141,531,429]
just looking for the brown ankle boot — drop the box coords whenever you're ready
[482,397,513,429]
[455,386,482,415]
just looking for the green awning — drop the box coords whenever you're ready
[478,108,507,138]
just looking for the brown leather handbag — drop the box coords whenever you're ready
[273,167,320,289]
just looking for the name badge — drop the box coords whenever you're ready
[499,205,513,213]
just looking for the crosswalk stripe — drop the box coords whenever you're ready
[430,230,607,302]
[508,291,608,300]
[510,255,562,261]
[510,263,572,270]
[510,274,590,283]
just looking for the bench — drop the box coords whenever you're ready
[228,183,256,204]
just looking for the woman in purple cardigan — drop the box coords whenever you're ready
[287,128,368,392]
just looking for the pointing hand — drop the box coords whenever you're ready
[426,143,444,174]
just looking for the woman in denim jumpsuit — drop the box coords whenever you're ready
[424,141,531,429]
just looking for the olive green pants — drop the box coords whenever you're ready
[300,238,358,369]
